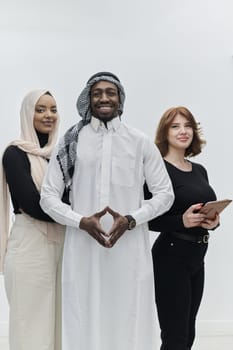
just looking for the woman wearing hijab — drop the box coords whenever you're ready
[0,90,65,350]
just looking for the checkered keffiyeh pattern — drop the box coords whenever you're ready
[56,73,125,186]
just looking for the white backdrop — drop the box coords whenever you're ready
[0,0,233,338]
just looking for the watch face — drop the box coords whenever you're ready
[125,215,136,230]
[128,219,136,230]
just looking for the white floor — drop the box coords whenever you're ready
[193,336,233,349]
[1,336,233,350]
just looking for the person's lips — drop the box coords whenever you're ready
[42,121,54,126]
[98,105,112,110]
[177,137,189,141]
[97,105,113,113]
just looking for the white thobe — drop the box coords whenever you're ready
[40,116,174,350]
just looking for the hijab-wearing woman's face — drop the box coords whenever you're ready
[33,94,58,134]
[167,114,193,152]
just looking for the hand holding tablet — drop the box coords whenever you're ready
[199,199,232,220]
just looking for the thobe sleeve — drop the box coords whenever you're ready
[144,182,185,232]
[40,145,83,227]
[131,138,174,225]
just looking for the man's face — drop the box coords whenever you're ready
[90,80,120,122]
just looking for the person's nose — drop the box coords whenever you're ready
[179,126,187,134]
[100,92,109,102]
[44,109,52,118]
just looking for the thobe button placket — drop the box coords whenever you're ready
[100,129,112,209]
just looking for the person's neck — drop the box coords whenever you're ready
[36,130,49,148]
[164,151,191,171]
[95,115,118,129]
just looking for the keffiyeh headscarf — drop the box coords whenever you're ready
[56,72,125,186]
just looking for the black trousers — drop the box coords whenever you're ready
[152,233,208,350]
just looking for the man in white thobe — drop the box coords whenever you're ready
[40,72,174,350]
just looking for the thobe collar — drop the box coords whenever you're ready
[90,116,121,131]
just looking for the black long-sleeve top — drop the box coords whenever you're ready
[2,132,63,222]
[144,160,217,236]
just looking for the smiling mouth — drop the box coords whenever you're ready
[98,105,112,110]
[43,122,54,126]
[97,106,114,114]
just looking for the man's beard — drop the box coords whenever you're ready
[96,114,117,122]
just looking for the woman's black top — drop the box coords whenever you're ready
[2,132,69,222]
[145,160,217,236]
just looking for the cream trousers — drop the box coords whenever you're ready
[4,214,64,350]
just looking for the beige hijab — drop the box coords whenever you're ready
[0,89,64,273]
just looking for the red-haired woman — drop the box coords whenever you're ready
[145,106,219,350]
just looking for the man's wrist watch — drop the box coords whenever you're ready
[125,215,136,230]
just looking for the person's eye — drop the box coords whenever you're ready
[35,107,45,113]
[92,91,101,98]
[171,124,178,128]
[51,108,57,113]
[107,90,117,96]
